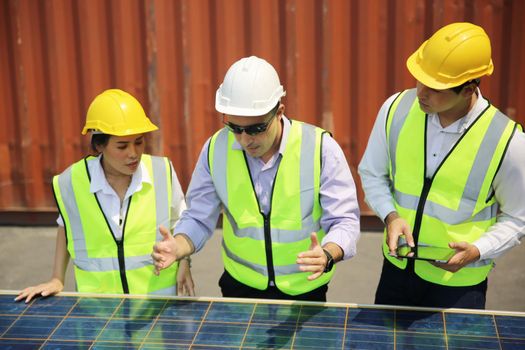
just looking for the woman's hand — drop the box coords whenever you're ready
[176,257,195,296]
[14,278,64,303]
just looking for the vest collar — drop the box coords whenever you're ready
[89,155,153,197]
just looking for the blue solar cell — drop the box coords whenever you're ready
[204,301,254,323]
[3,315,61,339]
[25,296,78,316]
[0,295,29,315]
[447,334,501,349]
[159,300,209,321]
[0,338,44,349]
[50,317,107,341]
[147,320,199,345]
[69,297,121,317]
[193,322,247,346]
[496,315,525,338]
[251,303,301,325]
[445,313,497,337]
[344,328,395,349]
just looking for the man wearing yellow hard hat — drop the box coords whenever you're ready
[359,22,525,309]
[16,89,195,302]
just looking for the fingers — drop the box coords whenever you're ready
[176,279,195,297]
[186,283,195,296]
[15,288,39,303]
[152,251,166,263]
[297,252,325,281]
[14,288,35,303]
[24,291,39,303]
[158,225,172,241]
[298,262,324,281]
[387,234,399,255]
[386,216,413,255]
[15,285,50,304]
[404,232,415,248]
[449,241,468,250]
[307,271,323,281]
[309,232,319,249]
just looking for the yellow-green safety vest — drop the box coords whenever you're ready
[209,120,334,295]
[52,154,178,295]
[385,89,519,286]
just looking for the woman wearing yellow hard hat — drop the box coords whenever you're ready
[16,89,194,302]
[359,22,525,309]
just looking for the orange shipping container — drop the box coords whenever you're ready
[1,0,524,225]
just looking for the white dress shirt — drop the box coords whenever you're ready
[358,89,525,260]
[57,155,186,240]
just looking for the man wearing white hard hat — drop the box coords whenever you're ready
[359,22,525,308]
[152,56,360,301]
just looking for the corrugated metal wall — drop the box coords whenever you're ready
[1,0,524,222]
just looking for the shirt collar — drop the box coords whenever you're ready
[89,155,152,195]
[428,88,489,133]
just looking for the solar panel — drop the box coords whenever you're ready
[1,291,524,349]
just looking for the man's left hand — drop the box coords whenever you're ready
[296,233,327,281]
[432,241,480,272]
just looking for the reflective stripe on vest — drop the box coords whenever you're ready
[53,154,178,295]
[384,89,517,286]
[209,121,333,295]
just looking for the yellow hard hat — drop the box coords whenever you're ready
[406,22,494,90]
[82,89,158,136]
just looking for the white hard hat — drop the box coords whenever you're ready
[215,56,286,116]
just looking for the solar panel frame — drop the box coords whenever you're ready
[1,290,524,349]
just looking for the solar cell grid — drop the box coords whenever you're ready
[0,291,524,349]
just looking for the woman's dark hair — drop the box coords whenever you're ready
[90,133,111,154]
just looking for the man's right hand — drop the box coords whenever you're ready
[385,211,413,256]
[152,225,179,275]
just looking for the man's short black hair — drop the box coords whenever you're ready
[268,101,280,117]
[451,79,480,94]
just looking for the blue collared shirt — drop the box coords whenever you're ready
[175,116,360,259]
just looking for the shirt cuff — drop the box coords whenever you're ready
[473,237,493,260]
[376,202,397,223]
[174,221,209,253]
[321,228,358,260]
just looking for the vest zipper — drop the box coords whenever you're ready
[117,197,131,294]
[407,177,432,272]
[116,240,129,293]
[262,213,276,286]
[412,177,433,247]
[242,150,279,289]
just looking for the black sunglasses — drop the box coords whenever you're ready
[223,113,277,136]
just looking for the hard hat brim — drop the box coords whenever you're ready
[81,122,158,136]
[406,50,456,90]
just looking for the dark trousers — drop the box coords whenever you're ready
[375,258,487,309]
[219,270,328,302]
